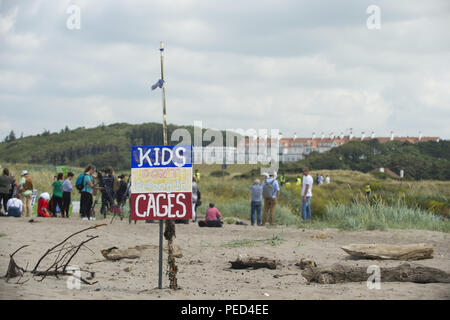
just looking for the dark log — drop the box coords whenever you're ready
[302,263,450,284]
[229,256,277,270]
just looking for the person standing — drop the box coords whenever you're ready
[249,179,263,226]
[279,173,286,187]
[80,164,96,221]
[296,175,302,186]
[115,174,128,206]
[61,172,74,218]
[18,170,33,217]
[261,172,280,226]
[51,173,64,217]
[318,174,324,185]
[301,168,314,221]
[100,168,115,216]
[191,176,199,222]
[325,175,330,184]
[365,183,371,197]
[195,169,200,183]
[0,168,13,215]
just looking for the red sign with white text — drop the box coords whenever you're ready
[130,192,192,220]
[130,145,193,220]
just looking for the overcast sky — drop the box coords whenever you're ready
[1,0,449,141]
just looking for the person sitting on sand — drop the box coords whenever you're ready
[37,192,51,218]
[198,203,223,227]
[6,196,22,217]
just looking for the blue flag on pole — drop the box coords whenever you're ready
[151,79,164,90]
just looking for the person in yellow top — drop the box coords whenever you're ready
[365,183,371,197]
[195,169,200,183]
[279,174,286,187]
[296,175,302,186]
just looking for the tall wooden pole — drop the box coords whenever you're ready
[159,41,178,290]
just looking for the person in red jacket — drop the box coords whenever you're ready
[37,192,51,218]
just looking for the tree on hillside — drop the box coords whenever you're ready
[3,130,16,143]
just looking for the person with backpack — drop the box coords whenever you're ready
[61,172,74,218]
[18,170,33,217]
[261,172,280,226]
[249,179,263,226]
[51,173,64,217]
[78,164,97,221]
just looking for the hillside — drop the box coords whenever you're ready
[280,139,450,181]
[0,123,226,170]
[1,124,449,180]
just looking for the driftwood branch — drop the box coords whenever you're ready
[5,245,29,281]
[341,243,434,260]
[4,224,106,285]
[301,263,450,284]
[32,223,106,272]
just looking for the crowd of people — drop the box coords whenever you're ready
[0,164,336,226]
[248,168,322,225]
[0,168,34,218]
[193,168,329,228]
[0,164,130,220]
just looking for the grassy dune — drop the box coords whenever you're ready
[1,162,449,232]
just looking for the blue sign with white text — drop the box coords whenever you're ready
[131,145,193,168]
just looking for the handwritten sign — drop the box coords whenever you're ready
[130,145,193,220]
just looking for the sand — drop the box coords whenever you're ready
[0,216,449,300]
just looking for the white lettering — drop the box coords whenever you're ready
[66,5,81,30]
[167,193,176,218]
[146,194,156,217]
[366,5,381,30]
[138,148,153,167]
[174,146,187,167]
[156,194,166,217]
[367,265,381,289]
[161,147,173,165]
[154,147,160,165]
[135,194,147,217]
[176,193,186,218]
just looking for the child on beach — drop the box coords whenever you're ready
[37,192,51,218]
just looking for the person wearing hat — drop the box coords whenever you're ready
[18,170,33,217]
[249,178,263,226]
[261,171,280,226]
[37,192,51,218]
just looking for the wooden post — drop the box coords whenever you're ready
[159,41,178,290]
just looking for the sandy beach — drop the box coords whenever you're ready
[0,216,449,300]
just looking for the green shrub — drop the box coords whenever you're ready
[210,170,230,177]
[324,202,449,232]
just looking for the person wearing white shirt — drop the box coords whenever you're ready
[325,176,330,184]
[301,168,313,220]
[6,196,22,217]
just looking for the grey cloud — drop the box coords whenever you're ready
[0,0,449,140]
